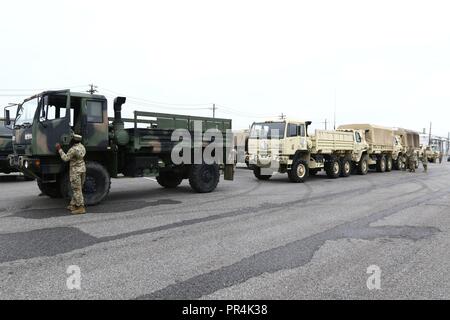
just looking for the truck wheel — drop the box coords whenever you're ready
[325,158,340,179]
[386,156,393,172]
[253,167,272,180]
[376,156,386,172]
[156,171,183,188]
[393,157,400,170]
[357,155,369,175]
[37,179,62,198]
[189,163,220,193]
[288,159,308,183]
[340,158,352,177]
[24,174,36,181]
[60,162,111,206]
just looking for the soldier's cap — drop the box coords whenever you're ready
[72,133,82,142]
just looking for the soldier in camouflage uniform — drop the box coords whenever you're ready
[56,134,87,214]
[422,147,429,173]
[408,148,417,173]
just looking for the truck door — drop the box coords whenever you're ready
[81,99,109,150]
[35,91,71,155]
[353,130,366,160]
[285,123,307,154]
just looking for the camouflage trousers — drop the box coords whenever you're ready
[70,172,86,207]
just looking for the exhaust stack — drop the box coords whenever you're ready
[113,97,126,130]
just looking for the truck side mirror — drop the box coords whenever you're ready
[4,110,11,126]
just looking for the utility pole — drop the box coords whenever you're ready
[334,88,337,130]
[324,119,327,130]
[212,104,216,118]
[279,113,286,120]
[428,122,432,145]
[87,84,98,95]
[447,132,450,155]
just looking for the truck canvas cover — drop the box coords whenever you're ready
[395,128,420,149]
[338,124,394,150]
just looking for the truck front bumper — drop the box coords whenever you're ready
[248,154,289,167]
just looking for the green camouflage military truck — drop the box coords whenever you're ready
[0,118,16,174]
[5,90,235,205]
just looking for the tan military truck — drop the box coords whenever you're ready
[247,119,370,182]
[393,128,420,169]
[337,124,395,173]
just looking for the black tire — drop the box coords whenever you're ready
[24,174,35,181]
[156,171,183,188]
[393,156,401,170]
[189,163,220,193]
[340,158,352,177]
[288,159,309,183]
[325,157,340,179]
[357,155,369,175]
[60,161,111,206]
[376,156,386,173]
[386,156,393,172]
[253,167,272,181]
[37,179,62,198]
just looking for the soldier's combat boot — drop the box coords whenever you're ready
[67,204,75,211]
[71,206,86,215]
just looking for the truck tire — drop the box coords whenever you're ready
[37,179,62,198]
[24,174,36,181]
[60,162,111,206]
[357,155,369,175]
[393,157,400,170]
[386,156,393,172]
[288,159,309,183]
[325,158,340,179]
[156,171,183,188]
[340,158,352,177]
[376,156,386,173]
[189,163,220,193]
[253,167,272,180]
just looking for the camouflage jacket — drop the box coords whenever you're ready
[59,143,86,174]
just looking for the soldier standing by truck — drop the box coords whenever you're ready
[56,134,86,215]
[422,147,429,173]
[408,148,417,173]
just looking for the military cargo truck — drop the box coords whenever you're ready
[393,128,420,169]
[0,118,16,174]
[5,90,234,205]
[247,119,370,182]
[338,124,395,173]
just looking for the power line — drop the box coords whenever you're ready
[0,84,88,92]
[99,87,211,107]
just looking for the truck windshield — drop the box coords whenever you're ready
[15,97,40,127]
[250,122,285,139]
[0,120,12,134]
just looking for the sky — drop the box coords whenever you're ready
[1,0,450,136]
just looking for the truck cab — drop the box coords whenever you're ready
[6,90,110,181]
[0,117,16,174]
[248,119,309,169]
